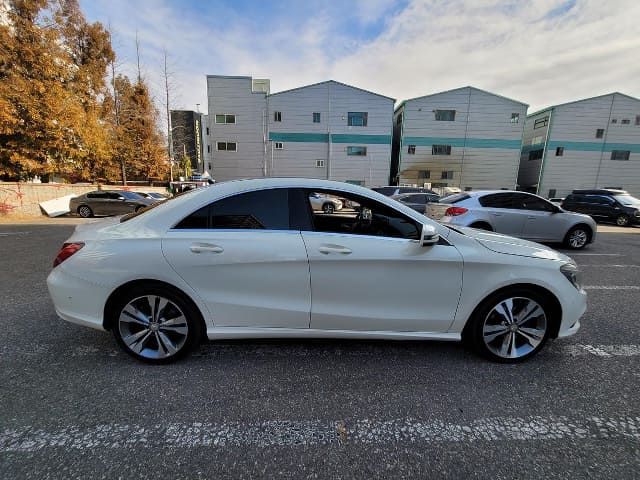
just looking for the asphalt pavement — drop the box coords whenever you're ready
[0,222,639,479]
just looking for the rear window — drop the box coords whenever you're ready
[372,187,396,196]
[439,193,470,204]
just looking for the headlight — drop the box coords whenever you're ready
[560,263,582,290]
[634,209,640,217]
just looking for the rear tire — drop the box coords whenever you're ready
[467,288,552,363]
[78,205,93,218]
[564,225,590,249]
[110,285,203,364]
[616,214,630,227]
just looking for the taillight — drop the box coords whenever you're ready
[445,206,468,216]
[53,242,84,267]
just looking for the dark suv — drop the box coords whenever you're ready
[561,189,640,227]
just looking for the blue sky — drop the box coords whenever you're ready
[79,0,639,121]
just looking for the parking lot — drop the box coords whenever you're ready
[1,220,639,479]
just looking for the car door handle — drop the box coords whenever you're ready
[527,216,536,219]
[190,243,224,254]
[490,212,502,216]
[318,245,352,255]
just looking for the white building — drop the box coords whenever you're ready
[518,92,640,198]
[206,76,395,186]
[392,87,528,191]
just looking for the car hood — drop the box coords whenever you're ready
[453,226,572,262]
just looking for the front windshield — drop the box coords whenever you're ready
[614,194,640,206]
[120,191,144,199]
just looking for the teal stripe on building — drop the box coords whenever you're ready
[269,132,391,144]
[403,137,522,149]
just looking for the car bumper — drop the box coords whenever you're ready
[556,286,586,338]
[47,266,109,331]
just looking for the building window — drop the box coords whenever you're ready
[611,119,618,124]
[511,113,520,123]
[313,112,321,123]
[418,170,430,179]
[548,189,557,198]
[636,115,640,126]
[274,142,283,150]
[432,144,452,155]
[217,142,237,152]
[207,145,211,153]
[316,159,325,168]
[407,145,416,154]
[215,114,236,124]
[596,128,604,138]
[555,147,564,156]
[441,171,454,180]
[347,146,367,156]
[465,187,473,191]
[206,127,210,135]
[348,112,368,127]
[611,150,630,161]
[621,119,630,125]
[434,110,456,121]
[274,111,282,122]
[531,136,543,145]
[528,149,544,161]
[534,116,549,129]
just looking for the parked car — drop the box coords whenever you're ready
[426,190,596,249]
[70,190,155,218]
[561,189,640,227]
[548,198,565,205]
[372,186,437,197]
[391,192,440,213]
[48,178,585,364]
[137,191,168,201]
[309,192,343,213]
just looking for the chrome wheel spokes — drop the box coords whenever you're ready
[569,230,587,248]
[483,297,547,359]
[118,295,189,360]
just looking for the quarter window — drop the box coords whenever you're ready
[347,146,367,156]
[348,112,368,127]
[174,189,290,230]
[434,110,456,121]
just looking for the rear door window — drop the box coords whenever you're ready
[478,193,515,208]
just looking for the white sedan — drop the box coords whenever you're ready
[47,178,585,364]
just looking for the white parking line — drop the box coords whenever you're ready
[562,345,640,357]
[583,286,640,290]
[1,415,638,451]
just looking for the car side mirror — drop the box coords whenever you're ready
[421,224,439,246]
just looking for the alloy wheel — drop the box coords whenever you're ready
[568,228,588,248]
[482,297,547,360]
[78,206,92,218]
[118,295,189,360]
[616,215,630,227]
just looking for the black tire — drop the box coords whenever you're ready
[110,285,203,364]
[322,203,335,214]
[469,222,492,231]
[78,205,93,218]
[563,225,591,249]
[616,214,630,227]
[134,205,145,213]
[466,288,553,363]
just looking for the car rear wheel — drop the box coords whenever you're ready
[322,203,335,214]
[616,214,630,227]
[78,205,93,218]
[467,289,551,363]
[564,225,590,249]
[111,285,202,363]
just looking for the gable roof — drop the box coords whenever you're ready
[527,92,640,117]
[268,80,395,102]
[395,86,528,112]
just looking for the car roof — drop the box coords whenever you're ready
[570,189,628,195]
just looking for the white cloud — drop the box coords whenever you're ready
[81,0,640,118]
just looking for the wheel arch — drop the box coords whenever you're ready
[461,283,563,341]
[468,221,493,231]
[566,222,594,243]
[103,279,207,335]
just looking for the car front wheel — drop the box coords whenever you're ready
[564,225,590,249]
[111,285,203,363]
[616,214,630,227]
[467,289,552,363]
[78,205,93,218]
[322,203,335,214]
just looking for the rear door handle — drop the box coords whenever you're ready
[190,243,224,254]
[490,212,502,216]
[318,245,352,255]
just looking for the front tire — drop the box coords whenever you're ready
[111,285,202,363]
[322,203,335,214]
[564,225,590,249]
[466,289,552,363]
[616,214,630,227]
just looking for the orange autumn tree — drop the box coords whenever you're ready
[0,0,114,180]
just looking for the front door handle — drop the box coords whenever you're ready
[490,212,502,216]
[190,243,224,254]
[318,245,352,255]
